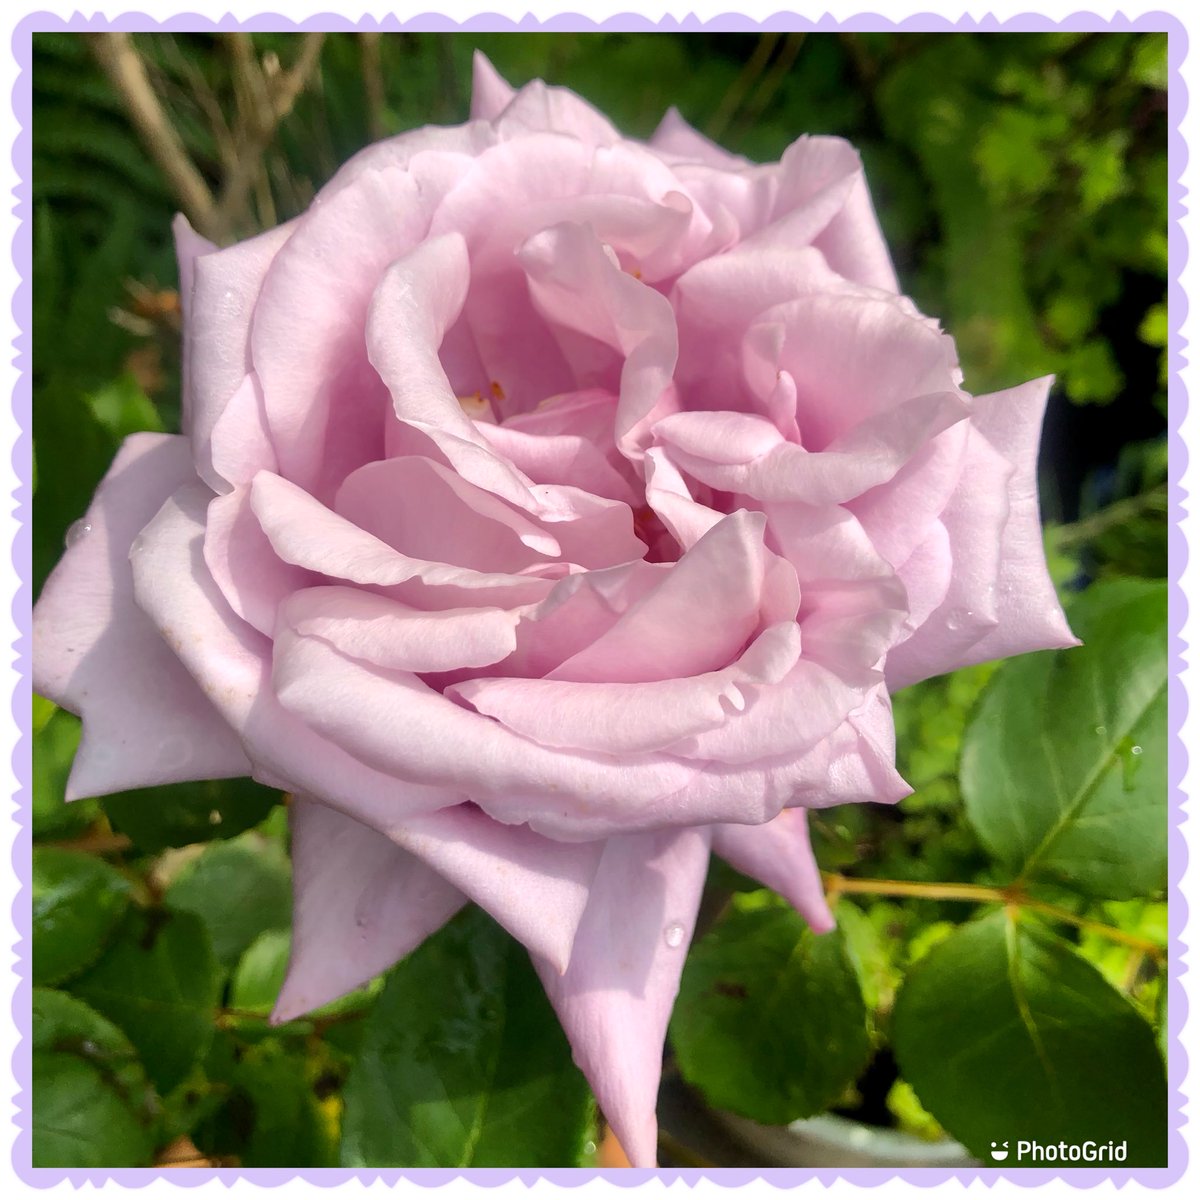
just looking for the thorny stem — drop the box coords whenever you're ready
[823,872,1166,962]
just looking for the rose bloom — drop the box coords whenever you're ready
[33,55,1075,1165]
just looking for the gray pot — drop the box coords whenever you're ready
[657,1072,978,1168]
[713,1109,979,1169]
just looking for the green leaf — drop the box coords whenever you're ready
[70,908,223,1095]
[670,897,871,1124]
[164,836,291,967]
[102,777,281,853]
[961,579,1167,899]
[892,910,1167,1166]
[340,907,592,1167]
[85,373,164,441]
[32,988,158,1167]
[230,929,291,1015]
[33,847,133,985]
[192,1033,339,1167]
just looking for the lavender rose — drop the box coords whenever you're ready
[32,55,1075,1165]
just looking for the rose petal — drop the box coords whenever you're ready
[33,434,252,797]
[188,221,294,491]
[387,804,604,974]
[533,827,712,1168]
[649,106,748,168]
[548,509,768,683]
[250,470,557,609]
[449,623,802,755]
[270,629,701,836]
[885,378,1078,688]
[272,798,467,1021]
[279,586,520,673]
[130,478,463,828]
[713,808,834,933]
[251,166,455,494]
[470,50,516,120]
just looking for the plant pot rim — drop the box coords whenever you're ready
[713,1108,979,1169]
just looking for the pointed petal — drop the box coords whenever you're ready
[389,805,604,974]
[470,50,515,120]
[33,434,251,797]
[172,213,216,433]
[649,106,746,167]
[188,221,294,490]
[534,828,712,1167]
[713,808,834,933]
[274,798,466,1021]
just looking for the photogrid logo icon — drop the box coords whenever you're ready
[990,1141,1010,1162]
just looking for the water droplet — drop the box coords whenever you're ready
[129,533,146,556]
[945,608,974,633]
[65,519,91,548]
[80,1039,100,1057]
[208,809,222,825]
[1118,736,1144,791]
[663,922,686,949]
[1095,725,1108,737]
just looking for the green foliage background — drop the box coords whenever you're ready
[30,31,1170,1169]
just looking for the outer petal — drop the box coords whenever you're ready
[250,165,454,495]
[712,808,834,933]
[33,433,251,797]
[129,477,463,829]
[270,629,700,835]
[188,221,294,491]
[534,828,712,1168]
[649,106,747,168]
[470,50,516,120]
[171,214,216,433]
[386,805,604,975]
[273,799,467,1021]
[886,379,1078,689]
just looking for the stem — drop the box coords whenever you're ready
[706,32,780,142]
[360,32,387,142]
[87,33,217,237]
[214,32,326,240]
[824,873,1165,962]
[1053,484,1167,551]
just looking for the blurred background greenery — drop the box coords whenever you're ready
[30,31,1170,1169]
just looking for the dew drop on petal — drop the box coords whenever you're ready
[663,922,686,949]
[65,519,92,548]
[945,608,973,633]
[129,533,146,557]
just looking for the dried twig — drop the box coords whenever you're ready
[214,32,326,238]
[360,32,387,142]
[86,32,218,237]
